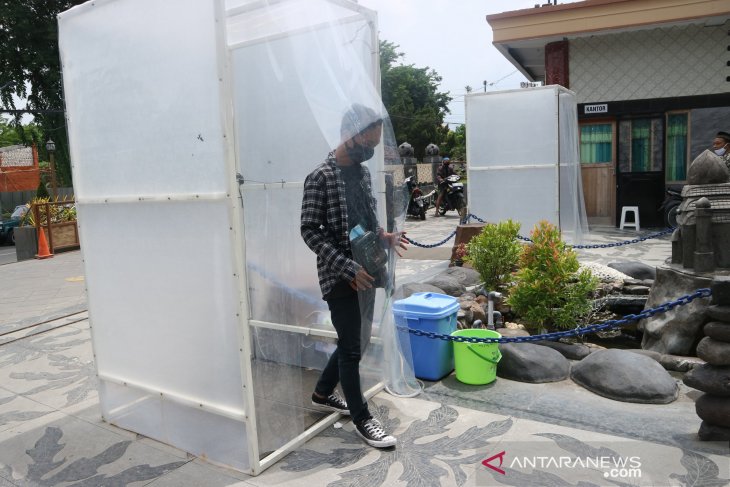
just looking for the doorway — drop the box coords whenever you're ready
[579,121,616,226]
[616,117,665,228]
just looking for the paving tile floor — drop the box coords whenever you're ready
[1,217,725,486]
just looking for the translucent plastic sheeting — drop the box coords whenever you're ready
[466,86,588,243]
[61,0,416,474]
[60,0,228,199]
[59,0,251,472]
[558,91,589,243]
[228,0,415,462]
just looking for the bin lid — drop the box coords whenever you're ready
[393,292,459,319]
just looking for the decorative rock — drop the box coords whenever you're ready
[707,305,730,322]
[698,421,730,441]
[683,364,730,396]
[711,276,730,305]
[658,354,705,372]
[458,293,477,302]
[424,275,465,297]
[457,308,472,325]
[463,301,486,325]
[497,343,570,383]
[475,295,488,305]
[623,285,651,295]
[696,337,730,366]
[625,349,662,362]
[393,282,445,300]
[607,261,656,281]
[495,328,530,338]
[534,340,592,360]
[624,278,655,287]
[695,394,730,428]
[686,149,730,185]
[571,349,679,404]
[580,262,631,282]
[639,266,712,355]
[503,322,526,331]
[439,266,481,287]
[704,322,730,343]
[605,296,648,315]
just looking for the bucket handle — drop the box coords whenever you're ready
[466,344,502,364]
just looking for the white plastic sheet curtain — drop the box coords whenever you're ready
[60,0,414,475]
[465,86,588,243]
[229,0,412,461]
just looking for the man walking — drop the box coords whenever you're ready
[300,104,407,448]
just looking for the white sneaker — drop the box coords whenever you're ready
[355,417,396,448]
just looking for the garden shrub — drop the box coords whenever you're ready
[508,220,598,331]
[465,219,522,292]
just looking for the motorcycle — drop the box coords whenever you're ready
[437,174,467,219]
[659,184,683,228]
[404,175,432,220]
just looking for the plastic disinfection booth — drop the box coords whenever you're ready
[465,86,588,243]
[59,0,415,475]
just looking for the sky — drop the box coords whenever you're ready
[356,0,580,127]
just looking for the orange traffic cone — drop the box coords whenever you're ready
[35,228,53,259]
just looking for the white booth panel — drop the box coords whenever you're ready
[226,0,366,48]
[79,200,244,409]
[232,19,377,182]
[466,88,559,168]
[558,91,588,243]
[100,381,249,472]
[59,0,228,199]
[468,166,558,234]
[242,185,324,324]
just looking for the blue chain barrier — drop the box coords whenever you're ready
[406,213,673,249]
[465,213,674,249]
[397,288,711,343]
[405,229,457,248]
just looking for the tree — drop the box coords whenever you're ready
[441,124,466,162]
[0,0,86,186]
[379,40,452,159]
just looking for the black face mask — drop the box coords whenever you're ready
[346,141,375,164]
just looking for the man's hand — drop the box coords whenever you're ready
[382,231,409,258]
[349,267,375,290]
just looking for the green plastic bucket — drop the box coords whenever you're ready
[451,329,502,385]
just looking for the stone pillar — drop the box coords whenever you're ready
[671,229,682,265]
[545,40,569,87]
[694,197,715,273]
[683,276,730,441]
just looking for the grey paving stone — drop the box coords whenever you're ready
[0,413,187,486]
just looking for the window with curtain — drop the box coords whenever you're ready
[631,119,651,172]
[666,113,688,182]
[580,123,613,163]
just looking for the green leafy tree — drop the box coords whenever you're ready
[1,0,86,186]
[380,40,452,159]
[441,124,466,161]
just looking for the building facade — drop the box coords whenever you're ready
[488,0,730,226]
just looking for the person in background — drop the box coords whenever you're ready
[433,156,455,217]
[712,131,730,169]
[300,103,407,449]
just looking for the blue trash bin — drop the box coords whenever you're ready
[393,292,459,381]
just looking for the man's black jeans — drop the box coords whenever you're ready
[315,289,374,425]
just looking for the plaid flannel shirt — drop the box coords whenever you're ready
[301,153,379,298]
